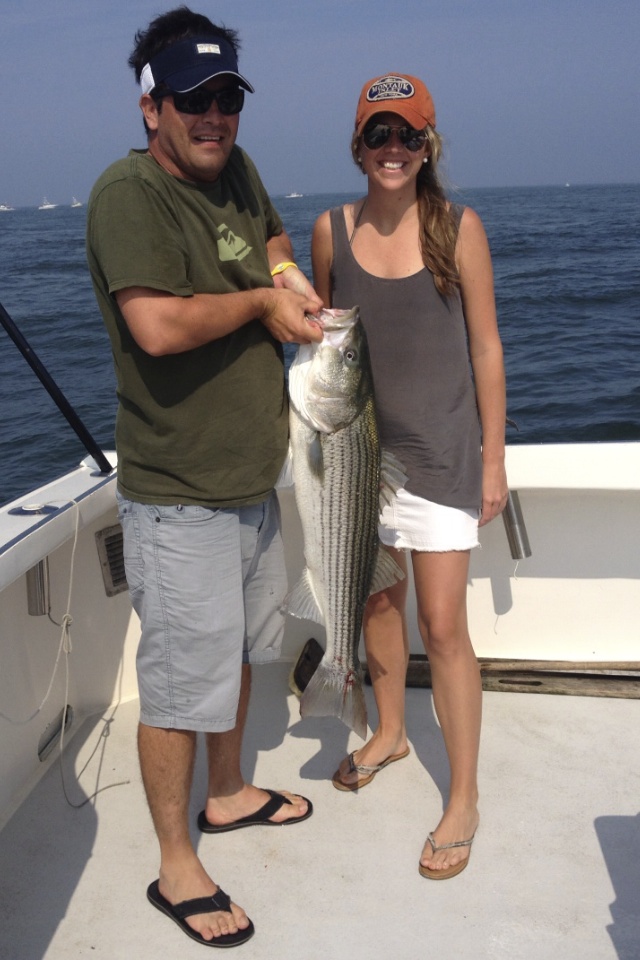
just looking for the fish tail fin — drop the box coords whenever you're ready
[300,660,368,739]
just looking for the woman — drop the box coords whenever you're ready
[311,73,508,879]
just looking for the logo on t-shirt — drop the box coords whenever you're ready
[217,224,252,262]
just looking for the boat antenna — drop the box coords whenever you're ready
[0,299,113,474]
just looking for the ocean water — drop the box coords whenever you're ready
[1,184,639,507]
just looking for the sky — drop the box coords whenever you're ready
[1,0,639,207]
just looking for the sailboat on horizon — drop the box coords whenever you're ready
[38,197,57,210]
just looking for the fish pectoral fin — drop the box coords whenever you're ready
[369,544,406,595]
[306,432,324,481]
[275,443,294,488]
[284,567,325,624]
[379,448,408,509]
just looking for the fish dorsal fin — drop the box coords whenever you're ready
[285,567,325,625]
[370,543,406,595]
[373,449,408,594]
[379,449,407,510]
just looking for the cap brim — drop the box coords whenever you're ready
[165,68,254,94]
[357,103,428,135]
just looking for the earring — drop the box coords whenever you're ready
[422,157,429,164]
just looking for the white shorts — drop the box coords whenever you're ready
[379,487,480,552]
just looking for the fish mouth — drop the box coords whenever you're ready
[309,307,359,348]
[319,307,357,325]
[309,307,358,331]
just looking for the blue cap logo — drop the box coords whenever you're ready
[366,76,415,103]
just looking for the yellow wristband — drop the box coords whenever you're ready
[270,261,298,276]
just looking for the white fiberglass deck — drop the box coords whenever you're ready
[0,661,638,960]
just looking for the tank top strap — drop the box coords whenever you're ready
[329,205,351,260]
[450,202,465,233]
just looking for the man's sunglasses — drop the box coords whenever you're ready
[362,122,427,152]
[154,85,245,116]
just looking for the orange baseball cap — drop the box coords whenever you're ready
[355,73,436,134]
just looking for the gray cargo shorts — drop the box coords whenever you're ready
[116,491,287,732]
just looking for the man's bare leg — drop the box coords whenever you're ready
[138,723,251,941]
[202,664,310,825]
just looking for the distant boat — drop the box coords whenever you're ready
[0,203,14,212]
[38,198,57,210]
[285,192,303,198]
[71,197,83,208]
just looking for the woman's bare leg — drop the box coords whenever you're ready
[412,550,481,873]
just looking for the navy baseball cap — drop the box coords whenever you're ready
[140,34,254,96]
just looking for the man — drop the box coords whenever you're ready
[87,7,322,948]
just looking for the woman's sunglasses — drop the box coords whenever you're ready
[154,85,245,116]
[362,122,427,152]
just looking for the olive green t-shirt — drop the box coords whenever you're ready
[87,146,288,507]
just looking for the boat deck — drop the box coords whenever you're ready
[1,662,639,960]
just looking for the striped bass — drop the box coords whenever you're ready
[285,306,405,738]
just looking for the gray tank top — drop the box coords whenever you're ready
[329,204,482,508]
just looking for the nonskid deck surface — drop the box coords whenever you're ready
[0,661,638,960]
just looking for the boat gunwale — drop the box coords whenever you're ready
[0,457,117,592]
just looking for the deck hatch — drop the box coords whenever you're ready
[95,524,128,597]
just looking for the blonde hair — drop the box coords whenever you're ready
[351,125,460,296]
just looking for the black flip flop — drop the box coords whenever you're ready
[147,879,254,948]
[197,789,313,834]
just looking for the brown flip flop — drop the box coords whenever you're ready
[332,747,410,791]
[419,831,475,880]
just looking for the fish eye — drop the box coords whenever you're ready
[344,348,358,365]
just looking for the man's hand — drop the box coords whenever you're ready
[273,263,323,309]
[260,288,324,344]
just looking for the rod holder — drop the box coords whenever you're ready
[26,558,50,616]
[502,490,532,560]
